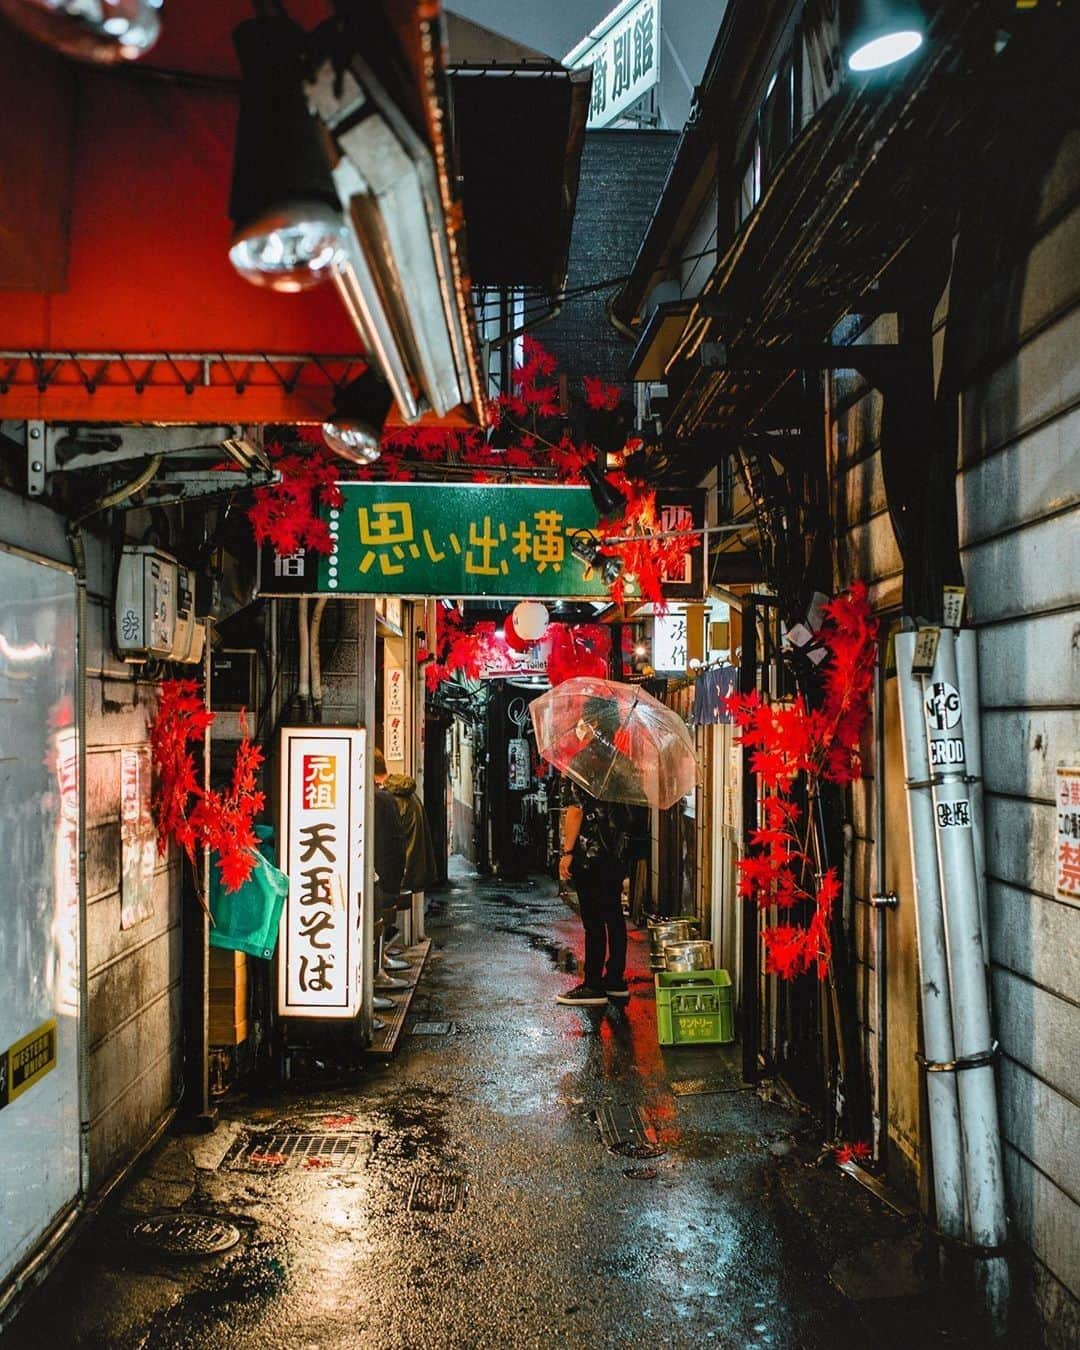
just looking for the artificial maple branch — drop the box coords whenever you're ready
[725,583,878,980]
[149,682,265,894]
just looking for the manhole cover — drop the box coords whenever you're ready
[410,1021,455,1036]
[222,1130,369,1172]
[130,1214,241,1257]
[407,1174,467,1213]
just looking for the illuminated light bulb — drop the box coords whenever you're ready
[229,205,344,293]
[322,421,381,466]
[0,0,163,63]
[848,29,922,71]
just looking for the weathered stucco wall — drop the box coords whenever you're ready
[81,532,182,1188]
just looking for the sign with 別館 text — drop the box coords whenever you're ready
[566,0,660,129]
[278,729,366,1019]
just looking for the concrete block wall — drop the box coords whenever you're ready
[952,130,1080,1346]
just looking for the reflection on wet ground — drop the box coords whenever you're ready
[8,863,987,1349]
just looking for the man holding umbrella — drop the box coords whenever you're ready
[556,695,645,1007]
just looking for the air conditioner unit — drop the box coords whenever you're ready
[115,546,178,662]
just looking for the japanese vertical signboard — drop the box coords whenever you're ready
[278,729,366,1019]
[1056,766,1080,902]
[120,747,155,929]
[259,483,704,601]
[653,609,689,672]
[566,0,660,129]
[385,662,406,764]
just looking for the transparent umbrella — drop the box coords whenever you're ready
[530,676,696,810]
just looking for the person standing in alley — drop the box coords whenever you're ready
[374,747,438,898]
[556,696,645,1007]
[373,757,406,937]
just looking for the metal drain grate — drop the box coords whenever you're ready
[223,1130,369,1172]
[410,1021,455,1036]
[407,1174,467,1213]
[595,1103,664,1159]
[130,1214,241,1257]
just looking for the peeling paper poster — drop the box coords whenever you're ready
[120,747,155,929]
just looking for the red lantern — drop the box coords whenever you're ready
[504,614,530,652]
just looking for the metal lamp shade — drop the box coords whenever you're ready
[228,16,343,292]
[582,461,627,521]
[322,368,394,464]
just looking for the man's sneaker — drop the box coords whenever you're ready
[606,985,630,1003]
[555,983,608,1007]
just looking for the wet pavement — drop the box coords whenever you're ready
[9,864,986,1349]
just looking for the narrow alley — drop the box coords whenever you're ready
[10,865,982,1350]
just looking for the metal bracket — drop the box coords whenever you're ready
[26,419,45,495]
[19,421,270,498]
[134,468,279,509]
[869,892,899,910]
[916,1042,999,1074]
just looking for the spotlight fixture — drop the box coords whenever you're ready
[228,16,344,293]
[322,367,394,466]
[582,461,627,521]
[0,0,163,63]
[305,38,473,419]
[569,531,623,586]
[844,0,924,73]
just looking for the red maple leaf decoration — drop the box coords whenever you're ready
[149,685,265,894]
[724,586,878,981]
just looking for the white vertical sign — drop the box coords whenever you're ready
[278,728,366,1019]
[385,662,406,762]
[566,0,660,130]
[1055,766,1080,902]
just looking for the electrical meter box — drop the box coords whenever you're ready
[115,546,178,662]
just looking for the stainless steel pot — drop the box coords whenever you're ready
[664,939,715,973]
[648,920,694,968]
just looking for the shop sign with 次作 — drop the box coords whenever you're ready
[259,483,705,601]
[278,728,366,1020]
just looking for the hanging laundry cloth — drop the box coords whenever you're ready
[691,665,737,725]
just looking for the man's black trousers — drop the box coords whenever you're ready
[574,863,627,990]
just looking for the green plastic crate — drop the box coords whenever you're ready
[655,969,734,1046]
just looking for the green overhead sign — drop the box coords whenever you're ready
[259,482,704,601]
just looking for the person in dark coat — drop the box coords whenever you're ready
[373,747,438,894]
[557,695,646,1007]
[373,773,406,909]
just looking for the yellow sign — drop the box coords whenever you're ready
[0,1019,57,1109]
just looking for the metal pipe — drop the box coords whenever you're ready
[872,659,889,1165]
[955,628,989,974]
[297,597,310,719]
[894,631,966,1245]
[309,596,329,723]
[922,629,1010,1333]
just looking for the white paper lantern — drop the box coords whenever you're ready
[511,600,549,643]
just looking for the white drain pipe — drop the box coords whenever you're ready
[921,628,1010,1334]
[894,631,967,1247]
[955,629,989,976]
